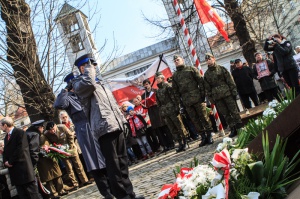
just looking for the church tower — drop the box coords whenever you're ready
[163,0,210,64]
[55,3,101,70]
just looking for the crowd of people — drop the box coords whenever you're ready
[0,33,299,199]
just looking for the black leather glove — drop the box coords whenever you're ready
[65,81,73,91]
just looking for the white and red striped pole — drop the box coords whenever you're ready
[173,0,225,135]
[211,104,225,135]
[173,0,203,76]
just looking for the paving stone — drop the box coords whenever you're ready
[62,135,225,199]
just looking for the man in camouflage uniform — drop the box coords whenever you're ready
[172,55,214,147]
[155,72,189,153]
[203,53,242,138]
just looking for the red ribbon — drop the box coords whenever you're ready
[213,149,231,199]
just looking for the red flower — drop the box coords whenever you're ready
[169,183,180,198]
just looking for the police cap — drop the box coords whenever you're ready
[31,120,45,127]
[74,53,97,67]
[63,72,75,83]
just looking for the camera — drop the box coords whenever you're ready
[267,37,277,45]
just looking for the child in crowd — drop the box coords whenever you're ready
[127,106,154,161]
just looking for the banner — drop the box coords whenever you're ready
[194,0,229,41]
[107,55,172,105]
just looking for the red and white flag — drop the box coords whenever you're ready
[194,0,229,41]
[107,55,172,105]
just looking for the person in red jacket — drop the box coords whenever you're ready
[127,106,154,161]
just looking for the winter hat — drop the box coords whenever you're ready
[127,106,134,113]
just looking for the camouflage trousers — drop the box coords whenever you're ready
[164,114,188,141]
[215,97,242,128]
[185,102,213,133]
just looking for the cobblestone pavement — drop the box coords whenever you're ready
[62,134,225,199]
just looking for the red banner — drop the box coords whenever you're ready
[107,55,172,105]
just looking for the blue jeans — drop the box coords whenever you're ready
[127,148,136,160]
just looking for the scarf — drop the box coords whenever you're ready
[62,121,71,129]
[128,115,145,137]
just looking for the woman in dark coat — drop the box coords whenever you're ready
[264,34,300,96]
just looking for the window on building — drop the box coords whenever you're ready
[125,64,151,77]
[61,15,79,34]
[70,34,84,52]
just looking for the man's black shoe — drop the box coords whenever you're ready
[229,127,237,138]
[206,132,214,145]
[199,133,207,147]
[59,191,69,196]
[83,180,93,186]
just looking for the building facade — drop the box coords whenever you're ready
[55,3,101,72]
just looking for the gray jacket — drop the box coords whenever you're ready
[72,65,126,139]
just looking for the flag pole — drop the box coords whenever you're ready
[173,0,225,135]
[151,54,163,87]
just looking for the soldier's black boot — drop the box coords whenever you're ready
[176,139,186,153]
[198,133,207,147]
[206,131,214,145]
[229,126,238,138]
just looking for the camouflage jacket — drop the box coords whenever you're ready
[156,81,179,116]
[172,65,205,107]
[204,63,237,103]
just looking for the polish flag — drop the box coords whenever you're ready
[194,0,229,41]
[107,55,172,105]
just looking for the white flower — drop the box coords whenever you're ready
[268,99,278,108]
[263,107,277,117]
[243,192,260,199]
[231,148,249,161]
[254,119,262,125]
[223,137,233,145]
[216,143,226,152]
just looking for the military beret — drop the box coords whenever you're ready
[205,53,214,60]
[155,72,163,77]
[74,53,97,67]
[63,72,75,83]
[254,52,262,56]
[31,120,45,127]
[173,54,182,61]
[235,59,242,63]
[46,121,55,130]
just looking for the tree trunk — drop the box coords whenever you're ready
[224,0,257,65]
[0,0,57,122]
